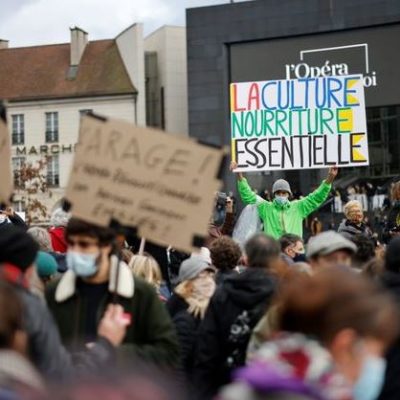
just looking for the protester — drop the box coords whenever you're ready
[45,218,180,367]
[231,161,338,239]
[48,208,70,253]
[205,193,235,247]
[350,234,376,270]
[167,256,216,380]
[29,251,58,300]
[0,281,44,395]
[193,233,280,398]
[279,233,305,265]
[383,181,400,243]
[28,226,67,272]
[129,253,170,301]
[338,200,373,240]
[377,237,400,399]
[220,267,399,400]
[0,224,129,380]
[0,206,27,230]
[306,231,357,271]
[209,236,242,285]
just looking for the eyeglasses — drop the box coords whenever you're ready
[66,238,99,249]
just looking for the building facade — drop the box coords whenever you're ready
[0,24,146,218]
[186,0,400,193]
[144,26,188,135]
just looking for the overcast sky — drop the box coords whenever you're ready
[0,0,249,47]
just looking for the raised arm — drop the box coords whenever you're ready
[297,167,338,217]
[231,161,258,205]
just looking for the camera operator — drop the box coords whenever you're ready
[205,192,235,248]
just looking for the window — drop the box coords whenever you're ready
[11,114,24,145]
[45,112,59,142]
[12,156,26,187]
[47,155,60,187]
[13,200,25,213]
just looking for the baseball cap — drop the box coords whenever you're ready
[307,231,357,259]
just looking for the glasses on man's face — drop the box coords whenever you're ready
[66,238,99,250]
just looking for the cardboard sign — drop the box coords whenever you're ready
[0,118,13,205]
[230,75,368,172]
[65,115,225,253]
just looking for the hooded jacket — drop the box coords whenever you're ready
[193,268,276,399]
[238,178,331,239]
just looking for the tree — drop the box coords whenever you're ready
[13,157,53,224]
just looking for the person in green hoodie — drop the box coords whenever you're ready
[231,161,338,239]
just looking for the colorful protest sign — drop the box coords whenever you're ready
[65,115,226,253]
[0,117,13,205]
[230,75,368,172]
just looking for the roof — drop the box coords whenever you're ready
[0,39,137,102]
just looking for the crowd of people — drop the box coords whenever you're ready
[1,161,400,400]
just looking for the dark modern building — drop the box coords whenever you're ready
[186,0,400,194]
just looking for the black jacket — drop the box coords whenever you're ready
[167,295,200,377]
[383,202,400,243]
[193,268,276,399]
[16,285,115,381]
[378,271,400,400]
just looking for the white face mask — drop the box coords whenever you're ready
[275,195,289,205]
[0,214,7,224]
[66,250,99,278]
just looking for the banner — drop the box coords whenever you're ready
[0,118,13,205]
[65,115,226,253]
[230,75,368,172]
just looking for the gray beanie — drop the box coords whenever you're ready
[178,255,216,282]
[272,179,292,195]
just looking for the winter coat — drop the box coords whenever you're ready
[193,268,276,399]
[383,202,400,243]
[167,295,200,376]
[378,271,400,400]
[14,284,115,380]
[237,178,331,239]
[45,256,180,368]
[337,219,373,239]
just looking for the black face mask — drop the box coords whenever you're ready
[293,253,307,263]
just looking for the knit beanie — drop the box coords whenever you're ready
[35,251,58,278]
[385,237,400,273]
[272,179,292,196]
[0,225,39,271]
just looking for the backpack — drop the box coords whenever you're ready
[224,302,268,370]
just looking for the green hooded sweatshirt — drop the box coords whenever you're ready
[237,178,331,239]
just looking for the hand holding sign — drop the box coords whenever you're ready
[326,166,339,184]
[230,161,244,181]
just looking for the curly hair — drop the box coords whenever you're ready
[210,236,242,272]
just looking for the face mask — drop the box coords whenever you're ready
[275,195,289,206]
[66,250,99,278]
[0,215,7,224]
[293,253,307,263]
[353,355,387,400]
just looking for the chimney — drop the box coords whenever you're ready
[70,27,88,66]
[0,40,9,50]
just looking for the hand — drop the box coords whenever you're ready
[97,304,130,347]
[326,166,338,184]
[3,207,14,217]
[226,196,234,213]
[230,161,244,180]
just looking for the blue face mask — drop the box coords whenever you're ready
[353,355,387,400]
[275,195,289,206]
[66,251,99,278]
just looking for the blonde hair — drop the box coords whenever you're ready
[129,254,162,288]
[343,200,362,219]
